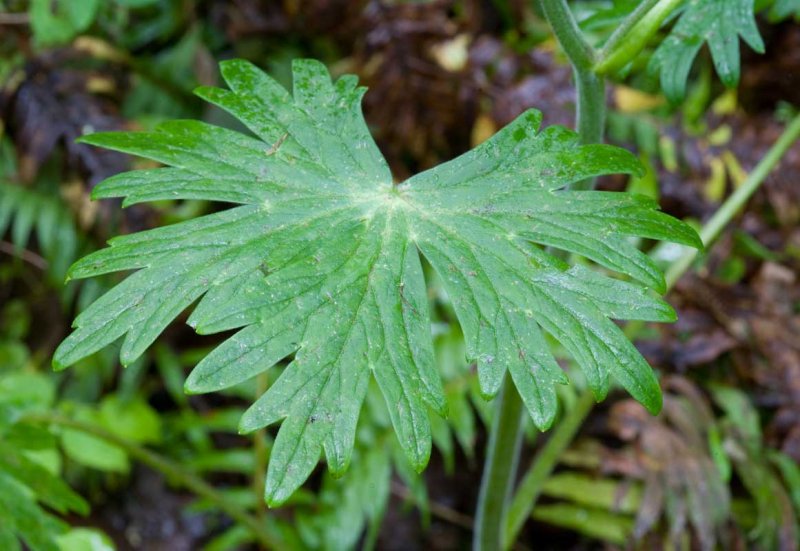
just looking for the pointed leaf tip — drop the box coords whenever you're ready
[643,389,663,416]
[183,379,200,396]
[52,358,67,372]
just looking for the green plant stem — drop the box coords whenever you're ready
[575,69,606,150]
[474,375,526,551]
[474,3,603,550]
[594,0,682,75]
[599,0,661,58]
[540,0,595,71]
[22,412,281,550]
[503,390,595,548]
[541,0,606,183]
[502,112,800,548]
[665,111,800,288]
[598,0,684,75]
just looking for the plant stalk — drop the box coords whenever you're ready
[575,68,606,150]
[665,111,800,288]
[23,412,281,550]
[599,0,661,57]
[473,2,604,550]
[594,0,681,75]
[473,375,526,550]
[540,0,595,71]
[502,112,800,548]
[542,0,607,183]
[503,390,595,548]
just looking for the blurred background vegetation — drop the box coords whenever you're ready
[1,0,800,549]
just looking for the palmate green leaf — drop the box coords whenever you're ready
[54,59,701,505]
[649,0,765,103]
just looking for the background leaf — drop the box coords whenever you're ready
[649,0,765,102]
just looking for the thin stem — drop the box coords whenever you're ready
[541,0,607,181]
[23,412,281,550]
[392,481,475,531]
[594,0,683,75]
[503,390,595,548]
[575,68,606,148]
[539,0,595,70]
[665,111,800,288]
[503,113,800,548]
[473,375,526,551]
[0,241,48,270]
[598,0,661,62]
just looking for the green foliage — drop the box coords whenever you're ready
[59,395,162,473]
[766,0,800,20]
[0,375,88,551]
[54,58,700,505]
[713,386,799,548]
[0,183,78,282]
[527,469,642,544]
[29,0,101,46]
[537,381,732,550]
[122,26,206,124]
[594,0,684,76]
[579,0,641,31]
[531,503,635,544]
[649,0,765,102]
[1,0,797,547]
[55,528,115,551]
[296,442,391,551]
[541,472,641,514]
